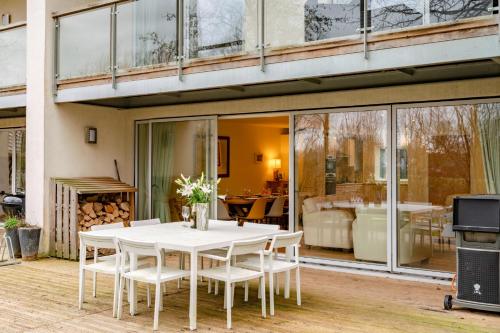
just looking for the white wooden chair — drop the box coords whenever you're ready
[198,219,239,292]
[131,218,184,289]
[198,237,268,329]
[238,231,303,316]
[79,232,123,317]
[89,222,125,297]
[243,222,280,230]
[130,218,161,227]
[116,238,190,331]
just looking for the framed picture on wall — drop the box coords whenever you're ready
[218,136,230,178]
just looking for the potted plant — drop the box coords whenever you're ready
[175,173,219,231]
[3,216,22,258]
[18,224,41,261]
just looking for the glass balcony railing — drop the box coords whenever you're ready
[184,0,258,60]
[58,7,111,80]
[0,25,26,89]
[55,0,497,82]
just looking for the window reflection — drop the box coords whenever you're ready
[295,110,388,264]
[397,103,500,272]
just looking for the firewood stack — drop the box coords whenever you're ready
[78,194,131,232]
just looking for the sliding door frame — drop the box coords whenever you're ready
[0,127,25,195]
[291,105,392,272]
[134,115,218,221]
[390,97,500,279]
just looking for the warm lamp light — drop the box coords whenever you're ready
[271,158,282,169]
[270,158,282,181]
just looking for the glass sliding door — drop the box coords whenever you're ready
[0,128,26,220]
[294,108,389,267]
[395,101,500,273]
[135,118,216,222]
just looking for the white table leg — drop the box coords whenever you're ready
[130,253,138,316]
[189,249,198,330]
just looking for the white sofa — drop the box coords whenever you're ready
[352,206,432,264]
[302,197,354,250]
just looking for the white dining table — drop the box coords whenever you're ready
[80,221,286,330]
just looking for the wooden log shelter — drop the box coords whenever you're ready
[49,177,137,260]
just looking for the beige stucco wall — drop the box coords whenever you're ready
[0,0,27,23]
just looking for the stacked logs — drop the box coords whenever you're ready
[78,194,131,232]
[78,194,131,258]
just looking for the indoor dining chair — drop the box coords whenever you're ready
[238,198,267,224]
[238,231,303,315]
[265,196,286,224]
[217,199,233,220]
[116,238,190,331]
[197,237,268,329]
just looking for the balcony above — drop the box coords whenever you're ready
[52,0,500,106]
[0,22,27,109]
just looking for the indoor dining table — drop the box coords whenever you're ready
[80,220,286,330]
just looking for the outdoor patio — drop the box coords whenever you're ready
[0,258,498,333]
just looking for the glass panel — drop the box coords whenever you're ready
[14,130,25,193]
[430,0,494,23]
[59,7,111,80]
[0,26,26,88]
[0,128,25,220]
[184,0,258,60]
[136,123,150,220]
[267,0,361,49]
[117,0,178,72]
[142,119,213,223]
[369,0,424,32]
[396,102,500,273]
[295,110,388,264]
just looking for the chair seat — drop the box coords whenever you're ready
[123,267,189,284]
[84,260,126,274]
[199,248,229,259]
[237,256,298,273]
[198,266,263,283]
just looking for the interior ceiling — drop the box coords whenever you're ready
[0,107,25,118]
[79,59,500,109]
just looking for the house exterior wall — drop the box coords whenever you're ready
[6,0,500,261]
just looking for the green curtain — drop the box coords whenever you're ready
[152,122,176,222]
[477,103,500,194]
[137,124,149,220]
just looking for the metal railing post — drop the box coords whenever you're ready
[111,4,118,89]
[259,0,265,72]
[177,0,184,81]
[53,18,60,97]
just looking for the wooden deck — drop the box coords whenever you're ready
[0,258,498,333]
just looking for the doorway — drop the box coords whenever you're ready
[217,115,290,230]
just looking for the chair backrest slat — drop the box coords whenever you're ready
[271,231,303,250]
[244,222,280,230]
[117,238,158,257]
[91,222,124,231]
[229,237,268,256]
[79,233,116,249]
[130,218,161,227]
[209,219,239,227]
